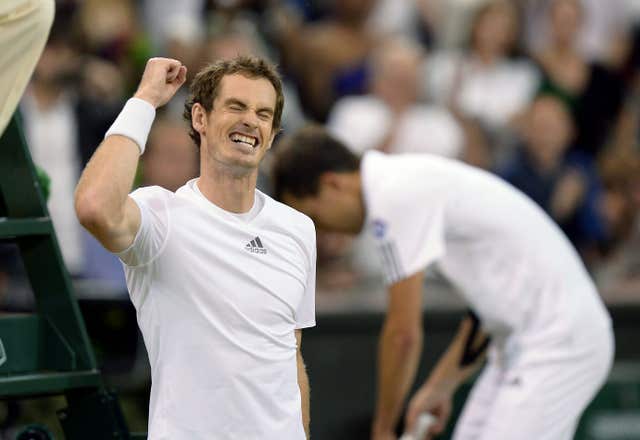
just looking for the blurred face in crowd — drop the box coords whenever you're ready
[33,40,79,87]
[144,120,199,192]
[550,0,583,47]
[371,40,423,112]
[524,96,574,169]
[282,173,365,234]
[471,1,518,58]
[79,0,136,56]
[193,73,277,174]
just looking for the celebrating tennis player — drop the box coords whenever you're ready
[76,57,316,439]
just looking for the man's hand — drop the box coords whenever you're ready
[551,168,586,222]
[134,57,187,108]
[405,385,452,439]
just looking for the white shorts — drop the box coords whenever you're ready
[452,325,614,440]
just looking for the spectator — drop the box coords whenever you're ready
[533,0,627,157]
[77,0,152,93]
[524,0,633,65]
[425,0,540,134]
[278,0,379,121]
[328,37,464,158]
[500,95,606,251]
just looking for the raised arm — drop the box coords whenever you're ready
[372,271,425,440]
[404,312,490,438]
[74,58,186,252]
[296,329,311,439]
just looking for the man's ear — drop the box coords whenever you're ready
[319,171,345,190]
[266,130,278,150]
[192,103,207,136]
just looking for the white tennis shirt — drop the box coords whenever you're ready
[362,152,611,360]
[118,179,316,439]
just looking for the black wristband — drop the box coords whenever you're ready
[460,310,490,367]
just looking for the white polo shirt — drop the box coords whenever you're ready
[361,152,611,361]
[118,179,316,440]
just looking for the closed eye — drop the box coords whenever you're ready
[225,99,247,112]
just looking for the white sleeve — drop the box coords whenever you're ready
[117,186,171,267]
[368,179,447,286]
[295,223,316,329]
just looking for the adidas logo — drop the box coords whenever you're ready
[245,236,267,254]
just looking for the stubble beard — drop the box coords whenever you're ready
[203,142,260,180]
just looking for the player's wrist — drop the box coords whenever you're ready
[423,379,457,397]
[133,90,161,109]
[104,97,156,155]
[372,415,396,438]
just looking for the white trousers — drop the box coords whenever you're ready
[0,0,54,135]
[453,326,614,440]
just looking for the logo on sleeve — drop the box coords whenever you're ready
[372,219,387,239]
[245,236,267,254]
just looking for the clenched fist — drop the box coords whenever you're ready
[134,58,187,109]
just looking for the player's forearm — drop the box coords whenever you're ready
[297,352,311,439]
[75,134,141,233]
[77,58,185,250]
[424,316,487,394]
[373,323,423,435]
[75,93,157,240]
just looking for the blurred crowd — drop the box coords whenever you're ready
[2,0,640,309]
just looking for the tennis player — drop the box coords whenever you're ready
[75,57,316,439]
[272,125,613,440]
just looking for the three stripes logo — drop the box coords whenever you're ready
[245,236,267,254]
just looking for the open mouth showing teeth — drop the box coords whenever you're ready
[230,133,259,148]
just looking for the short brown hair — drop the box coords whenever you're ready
[183,56,284,147]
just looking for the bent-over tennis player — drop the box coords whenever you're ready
[273,125,613,440]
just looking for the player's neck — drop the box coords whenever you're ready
[197,168,258,214]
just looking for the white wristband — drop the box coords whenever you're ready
[104,97,156,154]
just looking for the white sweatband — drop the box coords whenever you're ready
[104,97,156,155]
